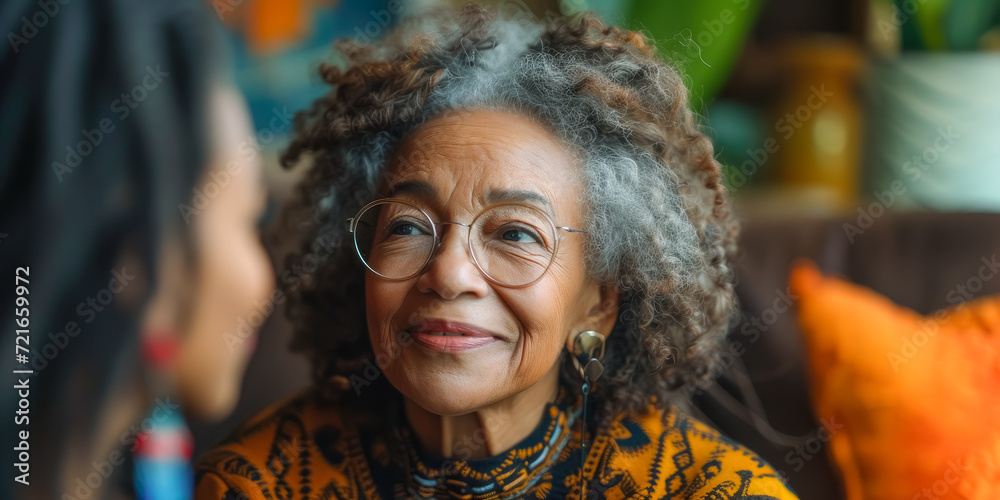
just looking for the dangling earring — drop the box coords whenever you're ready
[571,330,605,382]
[135,330,194,500]
[571,330,605,500]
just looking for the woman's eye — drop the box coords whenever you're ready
[388,220,427,236]
[501,229,539,243]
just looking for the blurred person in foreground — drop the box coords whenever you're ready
[194,5,797,500]
[0,0,273,498]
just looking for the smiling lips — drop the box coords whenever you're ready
[409,319,500,352]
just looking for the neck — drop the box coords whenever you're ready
[404,361,562,460]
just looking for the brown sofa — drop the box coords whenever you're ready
[695,212,1000,499]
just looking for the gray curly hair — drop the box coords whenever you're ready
[276,3,739,425]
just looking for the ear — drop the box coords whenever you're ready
[565,280,620,351]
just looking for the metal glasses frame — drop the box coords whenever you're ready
[346,198,587,287]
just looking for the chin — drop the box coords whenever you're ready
[193,397,238,423]
[181,383,241,423]
[410,394,483,417]
[393,370,500,416]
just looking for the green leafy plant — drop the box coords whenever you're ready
[896,0,1000,50]
[623,0,764,107]
[562,0,765,107]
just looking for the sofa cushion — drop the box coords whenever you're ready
[789,259,1000,500]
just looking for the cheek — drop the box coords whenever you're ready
[507,256,589,355]
[503,282,574,366]
[365,277,408,350]
[206,230,273,327]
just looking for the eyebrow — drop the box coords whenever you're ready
[386,181,553,211]
[485,188,553,211]
[386,180,436,199]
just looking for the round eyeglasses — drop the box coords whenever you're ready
[346,199,587,287]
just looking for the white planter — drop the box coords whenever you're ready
[864,54,1000,211]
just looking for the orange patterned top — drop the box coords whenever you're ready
[194,387,798,499]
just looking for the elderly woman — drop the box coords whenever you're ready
[195,5,798,500]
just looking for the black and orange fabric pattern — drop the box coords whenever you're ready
[194,388,798,499]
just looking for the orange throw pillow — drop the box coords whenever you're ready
[789,260,1000,500]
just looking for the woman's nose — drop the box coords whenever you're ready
[415,223,490,300]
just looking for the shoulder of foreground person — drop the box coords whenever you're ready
[597,402,800,499]
[192,386,366,500]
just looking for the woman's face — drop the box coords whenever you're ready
[366,109,616,416]
[143,82,275,421]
